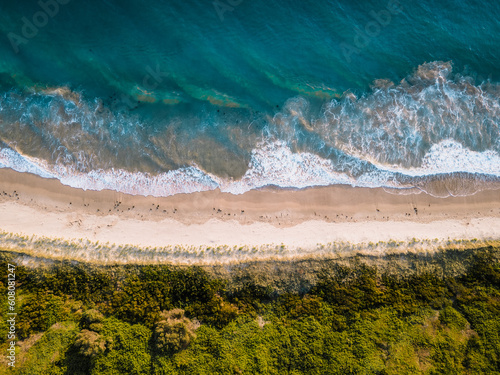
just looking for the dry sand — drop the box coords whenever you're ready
[0,168,499,260]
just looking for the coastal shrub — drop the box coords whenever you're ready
[90,318,151,375]
[274,294,324,321]
[14,322,79,375]
[74,329,107,357]
[311,262,384,315]
[187,294,240,329]
[81,309,105,330]
[1,247,500,374]
[439,306,468,331]
[17,293,73,339]
[153,309,198,353]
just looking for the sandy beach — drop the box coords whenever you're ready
[0,168,499,263]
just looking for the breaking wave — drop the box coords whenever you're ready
[1,62,500,197]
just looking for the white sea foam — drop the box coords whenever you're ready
[1,139,499,197]
[220,141,354,194]
[1,62,499,197]
[0,147,219,196]
[375,140,500,176]
[315,62,500,169]
[0,148,55,179]
[59,167,220,196]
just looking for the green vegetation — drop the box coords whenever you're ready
[0,246,499,374]
[154,309,198,353]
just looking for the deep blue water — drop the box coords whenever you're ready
[0,0,499,196]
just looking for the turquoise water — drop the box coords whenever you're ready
[0,0,499,196]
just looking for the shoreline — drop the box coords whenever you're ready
[0,168,499,263]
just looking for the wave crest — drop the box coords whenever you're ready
[1,62,500,197]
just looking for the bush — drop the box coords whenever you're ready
[74,329,107,357]
[154,309,198,353]
[439,306,468,331]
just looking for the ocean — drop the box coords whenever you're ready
[0,0,499,197]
